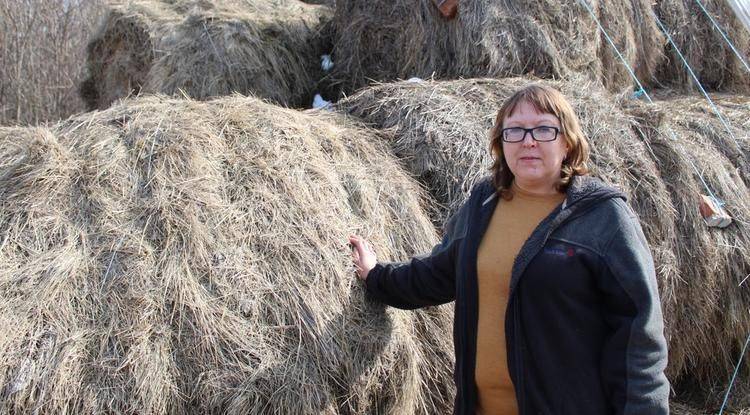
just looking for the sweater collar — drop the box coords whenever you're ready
[480,175,625,212]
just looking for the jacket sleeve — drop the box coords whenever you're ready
[598,207,670,415]
[364,199,469,310]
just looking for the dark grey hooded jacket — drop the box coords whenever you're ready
[365,175,670,415]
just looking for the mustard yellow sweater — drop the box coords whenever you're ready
[475,184,565,415]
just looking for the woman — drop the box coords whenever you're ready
[348,84,669,415]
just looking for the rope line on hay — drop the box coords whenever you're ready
[579,1,748,408]
[575,0,649,99]
[651,10,750,407]
[719,330,750,414]
[576,0,721,203]
[651,14,742,152]
[694,0,750,74]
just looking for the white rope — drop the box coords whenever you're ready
[694,0,750,74]
[719,330,750,414]
[575,0,721,202]
[576,0,748,409]
[652,14,742,152]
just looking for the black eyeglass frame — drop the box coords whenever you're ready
[500,126,560,143]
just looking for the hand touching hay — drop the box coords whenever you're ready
[348,234,376,280]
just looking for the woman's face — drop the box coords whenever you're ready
[501,100,568,194]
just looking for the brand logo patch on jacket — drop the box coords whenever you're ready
[544,245,575,258]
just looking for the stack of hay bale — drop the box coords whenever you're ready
[331,0,750,94]
[0,0,747,413]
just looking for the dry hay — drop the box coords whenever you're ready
[301,0,335,5]
[656,0,750,92]
[0,95,455,414]
[336,77,750,407]
[672,400,750,415]
[80,0,332,111]
[670,402,713,415]
[625,94,750,407]
[670,402,750,415]
[645,91,750,183]
[331,0,664,94]
[331,0,750,96]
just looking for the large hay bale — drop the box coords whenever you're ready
[0,95,455,414]
[336,77,750,408]
[656,0,750,92]
[80,0,332,110]
[331,0,664,94]
[644,91,750,184]
[331,0,750,95]
[626,94,750,406]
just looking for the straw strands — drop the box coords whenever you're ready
[656,0,750,92]
[331,0,663,93]
[331,0,750,95]
[0,95,454,414]
[80,0,332,110]
[626,94,750,405]
[671,401,750,414]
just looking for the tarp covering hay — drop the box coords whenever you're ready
[0,95,455,414]
[337,77,750,409]
[331,0,664,93]
[80,0,332,111]
[331,0,750,95]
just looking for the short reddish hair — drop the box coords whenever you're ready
[489,84,590,198]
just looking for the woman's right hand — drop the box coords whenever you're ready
[348,234,377,281]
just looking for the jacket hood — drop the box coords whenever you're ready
[562,175,625,213]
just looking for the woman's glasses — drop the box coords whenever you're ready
[501,126,560,143]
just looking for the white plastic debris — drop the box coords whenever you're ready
[406,77,424,83]
[321,54,333,72]
[8,358,31,395]
[312,94,332,110]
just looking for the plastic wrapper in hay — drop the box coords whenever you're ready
[431,0,458,18]
[699,194,732,228]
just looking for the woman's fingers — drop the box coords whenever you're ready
[349,235,368,258]
[352,246,360,262]
[348,234,376,280]
[349,236,366,268]
[354,236,372,253]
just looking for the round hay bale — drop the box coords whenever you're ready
[336,77,750,404]
[625,95,750,407]
[80,0,333,111]
[0,95,454,414]
[645,91,750,184]
[655,0,750,93]
[331,0,664,94]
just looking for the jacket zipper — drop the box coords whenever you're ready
[511,214,567,415]
[514,297,526,414]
